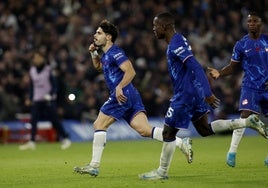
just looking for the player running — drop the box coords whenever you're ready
[73,19,193,177]
[139,12,268,180]
[208,11,268,167]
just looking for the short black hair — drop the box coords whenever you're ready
[99,20,118,43]
[248,11,262,22]
[248,11,260,17]
[155,12,175,25]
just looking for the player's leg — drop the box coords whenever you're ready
[192,110,266,137]
[157,125,178,176]
[74,111,115,176]
[139,104,189,180]
[226,128,245,167]
[192,114,244,167]
[193,113,251,167]
[211,115,266,137]
[129,111,152,137]
[226,111,251,167]
[139,124,178,180]
[192,113,214,136]
[91,111,115,166]
[226,89,267,167]
[130,112,193,163]
[193,88,267,137]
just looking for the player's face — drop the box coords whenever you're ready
[247,15,261,34]
[153,17,165,39]
[93,27,108,49]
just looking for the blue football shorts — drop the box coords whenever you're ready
[164,96,209,129]
[100,87,146,124]
[239,87,268,115]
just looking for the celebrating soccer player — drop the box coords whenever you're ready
[73,20,194,177]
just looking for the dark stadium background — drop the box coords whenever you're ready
[0,0,267,142]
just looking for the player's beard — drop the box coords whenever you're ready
[154,32,164,39]
[248,28,260,38]
[94,40,106,51]
[93,43,103,51]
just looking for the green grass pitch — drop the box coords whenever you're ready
[0,136,267,188]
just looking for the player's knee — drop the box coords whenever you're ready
[162,125,178,141]
[240,111,252,118]
[193,122,214,137]
[93,122,98,130]
[196,129,213,137]
[198,131,210,137]
[139,131,150,137]
[93,121,105,130]
[131,121,152,137]
[137,127,152,137]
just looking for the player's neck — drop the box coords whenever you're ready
[102,42,113,53]
[249,31,261,39]
[165,31,176,44]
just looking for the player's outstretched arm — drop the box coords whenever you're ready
[208,61,240,79]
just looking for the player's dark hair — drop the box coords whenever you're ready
[248,11,260,17]
[248,11,262,22]
[156,12,175,25]
[99,20,118,43]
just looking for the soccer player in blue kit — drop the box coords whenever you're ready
[74,20,194,177]
[139,12,268,180]
[208,12,268,167]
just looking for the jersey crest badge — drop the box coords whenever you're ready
[242,99,248,105]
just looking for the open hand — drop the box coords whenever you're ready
[115,86,127,104]
[205,94,220,109]
[207,67,220,79]
[89,43,97,53]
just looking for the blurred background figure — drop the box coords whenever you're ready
[19,49,71,150]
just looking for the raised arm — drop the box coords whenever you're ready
[89,44,102,72]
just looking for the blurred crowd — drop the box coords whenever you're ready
[0,0,267,122]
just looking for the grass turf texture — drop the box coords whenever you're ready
[0,136,267,188]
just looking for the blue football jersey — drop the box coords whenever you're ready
[101,44,133,93]
[231,34,268,91]
[166,33,211,102]
[99,44,146,123]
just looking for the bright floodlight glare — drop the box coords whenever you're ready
[68,93,76,101]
